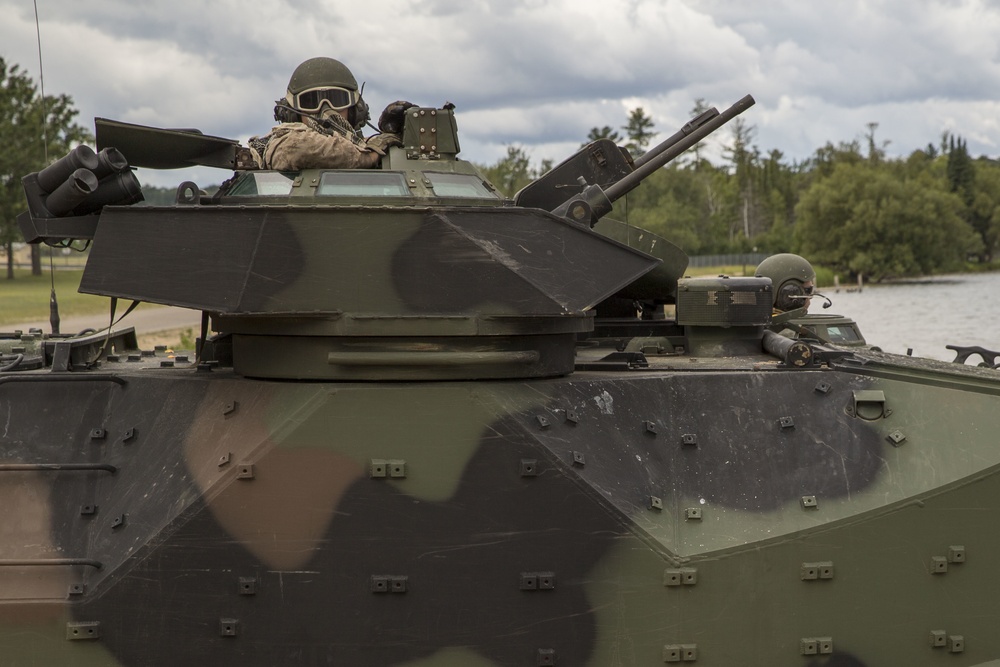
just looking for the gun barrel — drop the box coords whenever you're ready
[604,94,755,203]
[631,107,719,170]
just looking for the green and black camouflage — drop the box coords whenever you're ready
[5,97,1000,666]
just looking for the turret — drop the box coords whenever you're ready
[18,97,753,381]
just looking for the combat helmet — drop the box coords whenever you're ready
[755,253,816,311]
[277,57,370,130]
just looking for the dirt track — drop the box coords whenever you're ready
[4,306,203,349]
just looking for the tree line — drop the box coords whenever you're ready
[479,104,1000,281]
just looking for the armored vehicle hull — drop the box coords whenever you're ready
[5,99,1000,666]
[2,348,999,665]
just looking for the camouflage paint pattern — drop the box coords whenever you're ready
[6,107,1000,666]
[2,350,1000,665]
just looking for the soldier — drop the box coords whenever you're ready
[755,253,816,313]
[249,57,415,170]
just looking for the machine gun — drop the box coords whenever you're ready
[516,94,755,227]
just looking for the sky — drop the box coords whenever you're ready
[2,0,1000,188]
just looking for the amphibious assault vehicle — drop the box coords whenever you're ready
[4,94,1000,666]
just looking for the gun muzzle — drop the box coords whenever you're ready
[93,147,129,180]
[762,330,814,368]
[36,145,99,194]
[44,168,99,217]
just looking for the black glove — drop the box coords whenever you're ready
[378,101,417,134]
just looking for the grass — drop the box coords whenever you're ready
[1,268,195,350]
[0,268,159,325]
[962,260,1000,274]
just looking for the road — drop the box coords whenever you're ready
[4,305,203,337]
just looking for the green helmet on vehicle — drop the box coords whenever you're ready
[280,57,370,129]
[755,253,816,311]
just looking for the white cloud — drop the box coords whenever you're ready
[2,0,999,188]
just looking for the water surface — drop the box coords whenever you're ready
[819,272,1000,362]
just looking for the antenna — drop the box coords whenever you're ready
[33,1,47,162]
[34,0,60,334]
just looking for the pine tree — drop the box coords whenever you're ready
[622,107,656,157]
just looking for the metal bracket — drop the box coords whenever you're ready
[238,577,256,595]
[801,562,834,580]
[664,568,698,587]
[219,618,239,637]
[536,648,556,666]
[520,572,556,591]
[371,575,408,594]
[663,644,698,662]
[850,390,886,420]
[369,459,406,479]
[800,637,833,655]
[66,621,101,640]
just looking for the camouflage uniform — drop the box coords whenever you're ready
[249,115,398,171]
[249,113,385,171]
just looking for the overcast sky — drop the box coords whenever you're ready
[3,0,999,187]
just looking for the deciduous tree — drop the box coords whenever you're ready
[0,57,91,278]
[795,161,981,279]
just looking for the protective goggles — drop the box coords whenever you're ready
[291,86,356,113]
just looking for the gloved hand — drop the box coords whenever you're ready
[366,133,403,154]
[378,101,417,134]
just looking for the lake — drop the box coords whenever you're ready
[817,271,1000,362]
